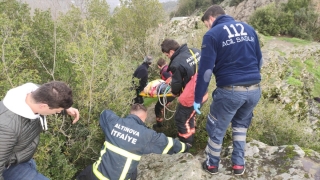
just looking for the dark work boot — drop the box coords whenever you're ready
[152,122,163,129]
[153,117,163,129]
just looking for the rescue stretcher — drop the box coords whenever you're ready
[139,79,172,98]
[139,79,176,120]
[139,92,174,97]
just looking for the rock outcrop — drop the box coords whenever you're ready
[138,140,320,180]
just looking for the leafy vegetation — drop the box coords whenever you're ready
[0,0,164,179]
[249,0,320,41]
[171,0,223,17]
[278,37,311,46]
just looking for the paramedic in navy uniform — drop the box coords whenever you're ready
[193,5,263,176]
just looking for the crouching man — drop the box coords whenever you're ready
[76,104,189,180]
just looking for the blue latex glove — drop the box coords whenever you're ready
[193,102,201,114]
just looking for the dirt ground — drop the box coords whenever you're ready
[145,105,156,127]
[145,101,176,128]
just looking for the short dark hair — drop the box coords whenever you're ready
[201,5,226,22]
[130,103,147,113]
[32,81,73,109]
[157,58,166,67]
[160,39,180,53]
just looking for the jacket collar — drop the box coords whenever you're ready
[142,62,150,68]
[170,44,188,61]
[160,65,168,74]
[211,15,235,28]
[168,44,189,68]
[127,114,146,126]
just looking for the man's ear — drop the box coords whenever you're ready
[209,16,216,24]
[38,103,48,109]
[169,50,175,57]
[136,111,147,122]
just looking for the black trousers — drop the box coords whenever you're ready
[174,103,196,144]
[133,89,144,104]
[76,165,98,180]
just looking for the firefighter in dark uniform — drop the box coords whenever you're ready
[160,39,208,145]
[132,56,153,105]
[76,104,189,180]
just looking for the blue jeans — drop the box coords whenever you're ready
[3,159,49,180]
[205,87,261,167]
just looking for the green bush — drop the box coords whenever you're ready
[277,11,294,35]
[249,3,281,36]
[172,0,223,17]
[249,0,320,40]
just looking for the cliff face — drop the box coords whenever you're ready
[137,140,320,180]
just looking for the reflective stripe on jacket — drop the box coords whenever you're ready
[93,110,186,180]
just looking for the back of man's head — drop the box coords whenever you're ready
[32,81,73,109]
[157,58,167,67]
[130,104,147,122]
[143,55,153,65]
[161,39,180,53]
[202,5,226,22]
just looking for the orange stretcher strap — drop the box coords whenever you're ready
[139,92,174,97]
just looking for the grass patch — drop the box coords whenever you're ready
[277,50,286,56]
[301,148,313,157]
[290,59,303,77]
[313,83,320,97]
[287,77,303,86]
[304,58,315,68]
[289,57,320,96]
[284,145,297,159]
[143,97,158,107]
[261,34,274,42]
[278,37,311,46]
[303,58,320,96]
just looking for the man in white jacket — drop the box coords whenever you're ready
[0,81,80,180]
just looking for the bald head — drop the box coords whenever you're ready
[130,104,147,122]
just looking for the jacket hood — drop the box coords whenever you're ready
[3,83,40,120]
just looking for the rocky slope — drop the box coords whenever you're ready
[137,140,320,180]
